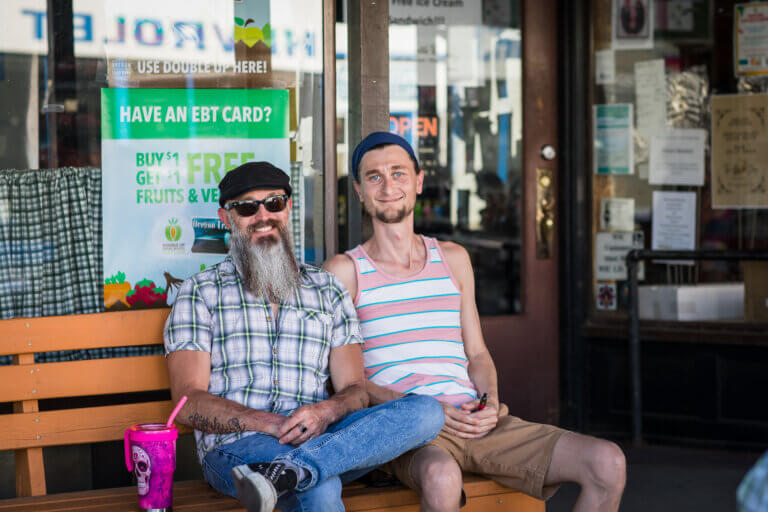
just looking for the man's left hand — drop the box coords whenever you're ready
[455,397,499,438]
[277,402,335,446]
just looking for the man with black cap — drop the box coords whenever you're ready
[324,133,627,512]
[164,161,444,512]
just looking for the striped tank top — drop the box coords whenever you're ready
[346,236,478,406]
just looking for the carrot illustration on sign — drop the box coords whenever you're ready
[104,271,132,309]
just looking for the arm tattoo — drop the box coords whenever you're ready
[188,413,246,434]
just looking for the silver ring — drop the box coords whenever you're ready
[299,424,307,433]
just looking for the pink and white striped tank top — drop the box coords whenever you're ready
[346,236,478,407]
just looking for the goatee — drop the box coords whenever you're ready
[227,214,300,302]
[363,199,413,224]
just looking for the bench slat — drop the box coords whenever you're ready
[0,478,544,511]
[0,310,169,356]
[0,401,192,451]
[0,355,170,402]
[465,493,544,511]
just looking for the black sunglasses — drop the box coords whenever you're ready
[224,195,289,216]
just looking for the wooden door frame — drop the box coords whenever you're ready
[323,0,339,258]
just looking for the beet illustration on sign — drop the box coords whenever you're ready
[126,279,168,308]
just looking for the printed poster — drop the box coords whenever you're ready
[390,0,482,87]
[649,129,706,186]
[595,232,645,281]
[711,94,768,208]
[594,104,634,175]
[101,88,289,310]
[651,191,697,264]
[234,0,272,70]
[634,60,667,141]
[735,3,768,76]
[596,283,618,311]
[613,0,654,49]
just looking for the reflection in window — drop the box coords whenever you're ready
[389,16,524,315]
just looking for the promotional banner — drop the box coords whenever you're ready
[101,88,289,310]
[735,2,768,76]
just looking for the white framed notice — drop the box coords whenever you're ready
[651,191,697,264]
[649,129,706,186]
[595,231,646,281]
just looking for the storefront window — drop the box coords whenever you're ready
[589,0,768,322]
[388,2,523,315]
[0,0,328,322]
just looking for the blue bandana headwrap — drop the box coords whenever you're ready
[350,131,420,181]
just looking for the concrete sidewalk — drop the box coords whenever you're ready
[547,443,763,512]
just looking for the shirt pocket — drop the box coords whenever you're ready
[278,308,333,393]
[295,308,333,339]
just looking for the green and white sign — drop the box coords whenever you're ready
[101,88,289,310]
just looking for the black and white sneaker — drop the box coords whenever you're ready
[232,462,299,512]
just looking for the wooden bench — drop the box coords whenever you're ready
[0,309,544,511]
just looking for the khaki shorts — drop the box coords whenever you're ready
[381,403,566,500]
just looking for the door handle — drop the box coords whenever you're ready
[536,168,555,259]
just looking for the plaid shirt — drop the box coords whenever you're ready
[739,450,768,512]
[164,256,362,463]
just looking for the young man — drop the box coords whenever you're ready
[324,133,626,512]
[164,161,444,512]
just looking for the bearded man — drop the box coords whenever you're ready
[164,162,444,512]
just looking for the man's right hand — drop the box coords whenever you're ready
[257,411,291,438]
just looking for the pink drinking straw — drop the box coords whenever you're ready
[166,395,188,428]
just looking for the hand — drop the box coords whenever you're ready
[277,402,334,446]
[441,398,498,439]
[460,397,499,437]
[253,411,290,438]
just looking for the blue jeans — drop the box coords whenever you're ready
[202,395,444,512]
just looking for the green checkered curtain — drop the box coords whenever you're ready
[0,167,165,364]
[0,167,103,319]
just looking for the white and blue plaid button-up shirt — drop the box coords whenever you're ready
[164,256,362,463]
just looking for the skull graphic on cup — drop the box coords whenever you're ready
[132,446,152,495]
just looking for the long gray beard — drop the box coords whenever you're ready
[228,215,300,302]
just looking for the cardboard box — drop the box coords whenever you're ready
[639,283,745,321]
[744,262,768,322]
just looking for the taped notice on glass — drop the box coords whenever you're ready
[595,232,645,281]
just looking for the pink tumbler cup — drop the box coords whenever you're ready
[124,423,178,511]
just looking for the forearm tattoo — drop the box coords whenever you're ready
[188,413,246,434]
